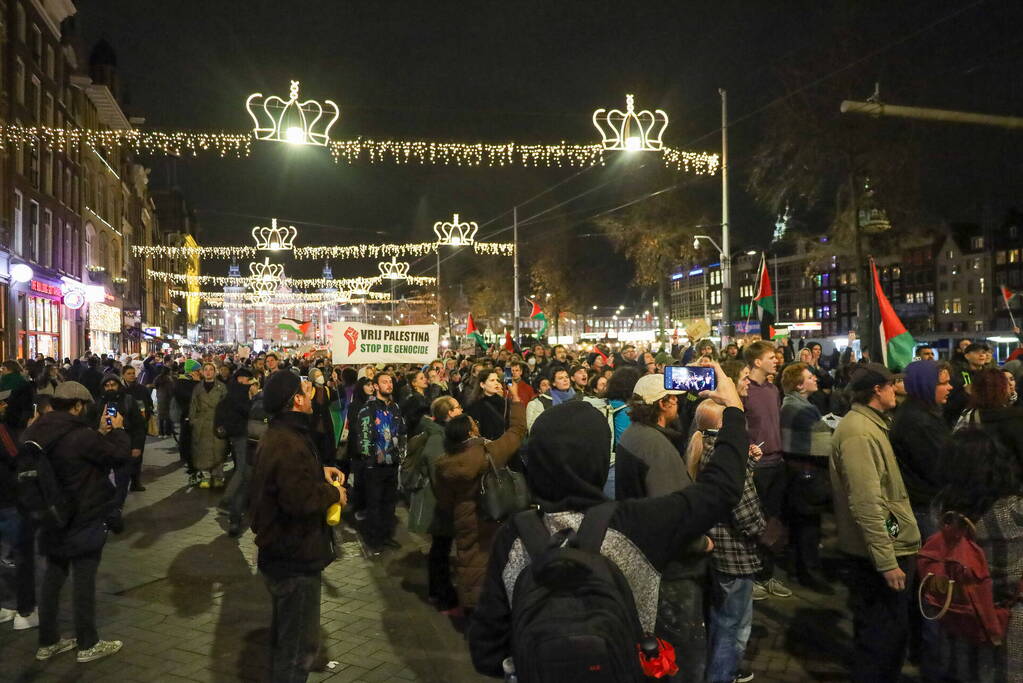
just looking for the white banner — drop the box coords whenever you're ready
[330,322,439,365]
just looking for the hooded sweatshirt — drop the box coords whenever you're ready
[891,360,952,508]
[468,400,748,677]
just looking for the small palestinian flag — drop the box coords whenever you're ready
[277,317,311,336]
[753,255,776,339]
[1002,285,1017,305]
[871,259,915,371]
[528,299,548,337]
[466,313,486,349]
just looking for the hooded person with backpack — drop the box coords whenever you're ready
[22,381,133,664]
[468,363,748,682]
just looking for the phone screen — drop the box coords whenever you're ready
[503,367,513,384]
[106,404,118,417]
[664,366,717,393]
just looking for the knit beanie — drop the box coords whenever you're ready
[183,359,201,374]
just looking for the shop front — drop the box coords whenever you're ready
[88,300,122,355]
[15,277,64,360]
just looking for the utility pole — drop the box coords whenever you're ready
[840,100,1023,130]
[719,89,732,346]
[513,206,520,343]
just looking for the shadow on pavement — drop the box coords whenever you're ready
[120,488,212,549]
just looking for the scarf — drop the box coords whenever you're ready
[550,387,576,406]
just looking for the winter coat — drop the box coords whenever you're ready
[830,403,921,571]
[190,381,228,471]
[434,401,526,609]
[22,410,131,554]
[155,374,174,420]
[221,379,253,439]
[174,376,197,422]
[780,392,832,458]
[407,417,453,536]
[466,394,508,441]
[249,411,340,579]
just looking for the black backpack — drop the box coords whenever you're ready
[15,439,72,530]
[510,502,646,682]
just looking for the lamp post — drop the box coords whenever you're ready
[719,89,732,346]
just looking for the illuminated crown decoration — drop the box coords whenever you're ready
[252,218,298,251]
[433,213,478,246]
[378,256,410,280]
[592,94,669,152]
[248,258,285,293]
[245,80,340,146]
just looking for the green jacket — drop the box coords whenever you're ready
[407,417,453,536]
[830,403,921,571]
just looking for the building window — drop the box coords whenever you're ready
[926,291,934,305]
[1011,250,1021,264]
[15,4,25,42]
[12,191,23,255]
[53,218,62,270]
[29,76,40,122]
[947,250,955,260]
[28,200,39,263]
[951,264,958,276]
[30,25,41,64]
[971,236,984,250]
[979,277,985,294]
[45,45,54,79]
[70,225,79,274]
[44,93,53,126]
[28,142,39,189]
[14,58,24,103]
[997,251,1008,265]
[952,298,962,314]
[1011,225,1020,240]
[42,210,51,268]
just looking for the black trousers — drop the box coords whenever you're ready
[362,466,398,545]
[264,572,321,683]
[39,549,103,649]
[752,462,787,581]
[179,419,194,472]
[845,554,914,683]
[428,535,457,609]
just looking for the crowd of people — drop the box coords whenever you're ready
[1,332,1022,681]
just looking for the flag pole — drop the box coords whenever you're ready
[1004,289,1019,330]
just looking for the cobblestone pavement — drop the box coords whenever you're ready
[0,436,921,682]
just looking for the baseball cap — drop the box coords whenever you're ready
[633,373,685,405]
[964,342,991,354]
[849,363,894,392]
[54,381,93,402]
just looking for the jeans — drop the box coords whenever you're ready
[223,435,252,520]
[39,548,103,649]
[428,535,457,609]
[0,507,36,615]
[845,554,914,683]
[363,466,398,545]
[264,572,321,683]
[706,572,754,683]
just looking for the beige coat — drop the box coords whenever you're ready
[190,381,228,471]
[830,403,921,572]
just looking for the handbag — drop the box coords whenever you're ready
[477,447,530,522]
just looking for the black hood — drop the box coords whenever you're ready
[526,401,610,513]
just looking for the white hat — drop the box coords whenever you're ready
[632,373,685,405]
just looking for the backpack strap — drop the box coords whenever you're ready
[513,508,551,560]
[574,501,617,553]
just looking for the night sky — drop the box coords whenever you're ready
[77,0,1023,294]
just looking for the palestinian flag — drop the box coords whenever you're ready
[1002,285,1017,305]
[753,255,776,339]
[528,299,548,337]
[277,317,311,336]
[466,313,486,349]
[871,259,915,371]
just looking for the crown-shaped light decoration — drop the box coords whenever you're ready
[433,213,478,246]
[252,218,298,251]
[378,256,410,281]
[248,258,285,294]
[592,94,669,152]
[245,80,340,147]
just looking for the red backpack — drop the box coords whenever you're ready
[916,511,1020,646]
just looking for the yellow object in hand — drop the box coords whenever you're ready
[326,480,345,527]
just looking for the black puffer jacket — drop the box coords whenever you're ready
[221,377,253,439]
[22,410,131,535]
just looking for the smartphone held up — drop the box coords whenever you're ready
[664,366,717,394]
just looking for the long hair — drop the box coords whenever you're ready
[443,414,476,454]
[936,428,1022,521]
[968,368,1011,409]
[685,400,725,480]
[465,369,499,406]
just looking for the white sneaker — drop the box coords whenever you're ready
[0,607,15,624]
[752,582,768,600]
[76,639,123,663]
[13,609,38,630]
[765,577,793,598]
[36,638,77,661]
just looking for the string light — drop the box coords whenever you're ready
[252,217,298,251]
[246,80,340,147]
[434,213,478,245]
[593,94,668,152]
[134,240,515,260]
[170,289,399,302]
[378,256,410,280]
[0,123,717,174]
[148,269,435,289]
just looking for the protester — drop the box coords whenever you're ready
[830,363,921,682]
[175,360,201,484]
[742,340,792,600]
[467,363,748,677]
[507,361,535,404]
[407,396,461,612]
[219,367,259,537]
[944,342,992,426]
[356,372,406,551]
[307,367,339,465]
[952,368,1023,461]
[29,381,133,663]
[154,366,175,437]
[434,384,525,611]
[248,371,346,682]
[96,373,146,532]
[121,365,152,492]
[0,390,37,632]
[525,367,577,431]
[465,369,508,441]
[190,362,228,489]
[933,428,1023,682]
[398,369,431,437]
[603,366,639,499]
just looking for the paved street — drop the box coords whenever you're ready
[0,436,921,682]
